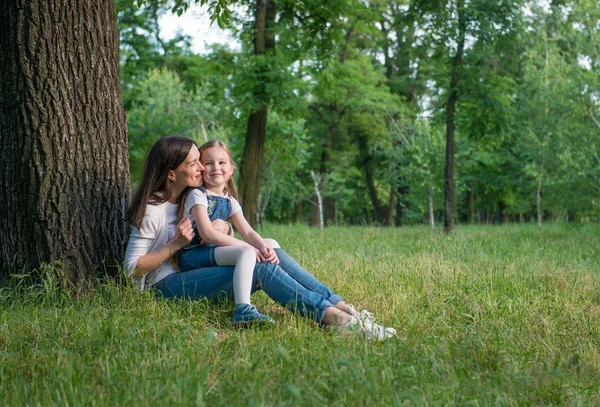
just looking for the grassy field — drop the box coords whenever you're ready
[1,224,599,406]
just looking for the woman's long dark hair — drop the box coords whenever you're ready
[127,136,197,229]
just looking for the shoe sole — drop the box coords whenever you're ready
[231,319,276,328]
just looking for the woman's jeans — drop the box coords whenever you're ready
[154,248,343,324]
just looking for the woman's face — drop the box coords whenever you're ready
[170,145,204,192]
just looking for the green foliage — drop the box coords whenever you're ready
[2,225,600,405]
[127,68,223,184]
[260,112,312,222]
[132,0,233,26]
[118,0,600,224]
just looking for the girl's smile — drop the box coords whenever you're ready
[201,146,233,194]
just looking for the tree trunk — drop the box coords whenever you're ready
[240,107,268,227]
[536,176,543,230]
[238,0,276,227]
[310,170,323,230]
[295,201,303,224]
[500,201,509,224]
[443,0,465,234]
[386,183,395,227]
[0,0,130,283]
[310,200,320,227]
[395,182,410,226]
[312,124,335,226]
[258,177,272,229]
[357,134,386,224]
[428,187,435,229]
[466,183,474,224]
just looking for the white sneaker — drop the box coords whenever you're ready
[359,310,397,337]
[345,303,358,316]
[348,311,396,341]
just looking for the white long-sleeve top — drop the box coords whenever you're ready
[123,202,179,290]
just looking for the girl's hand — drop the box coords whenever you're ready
[259,247,279,264]
[253,247,263,263]
[174,218,194,247]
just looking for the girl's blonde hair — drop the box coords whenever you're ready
[199,139,238,199]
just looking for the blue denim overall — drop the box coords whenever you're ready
[178,188,233,272]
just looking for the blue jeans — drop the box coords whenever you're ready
[274,248,343,306]
[178,245,217,271]
[154,253,342,323]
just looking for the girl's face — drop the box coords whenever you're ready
[169,145,204,191]
[200,146,233,191]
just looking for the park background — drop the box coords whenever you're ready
[1,0,599,405]
[121,0,599,231]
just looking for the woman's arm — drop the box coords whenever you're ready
[131,218,194,277]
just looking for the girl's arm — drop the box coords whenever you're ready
[192,204,251,248]
[131,218,194,277]
[230,212,279,263]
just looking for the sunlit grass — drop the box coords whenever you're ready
[1,224,599,405]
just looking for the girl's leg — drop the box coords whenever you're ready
[263,239,344,307]
[214,246,272,325]
[213,246,256,305]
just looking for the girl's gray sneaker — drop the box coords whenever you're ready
[231,304,275,326]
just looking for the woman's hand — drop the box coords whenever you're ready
[173,218,195,248]
[132,218,194,277]
[211,219,234,236]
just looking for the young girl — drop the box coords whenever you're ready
[178,139,278,326]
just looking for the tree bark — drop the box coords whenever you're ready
[310,170,324,230]
[444,0,465,234]
[357,134,386,224]
[386,183,395,227]
[395,182,410,226]
[238,0,276,227]
[466,183,474,224]
[428,187,435,229]
[311,122,335,226]
[536,176,543,229]
[0,0,130,282]
[295,201,303,224]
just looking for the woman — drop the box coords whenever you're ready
[124,136,395,340]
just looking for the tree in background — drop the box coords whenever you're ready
[235,0,277,227]
[120,0,599,227]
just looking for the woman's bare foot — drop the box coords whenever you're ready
[321,306,353,326]
[335,301,357,316]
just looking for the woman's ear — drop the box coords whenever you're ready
[168,170,176,183]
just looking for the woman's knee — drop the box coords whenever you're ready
[263,238,280,249]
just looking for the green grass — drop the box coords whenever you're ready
[1,224,600,406]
